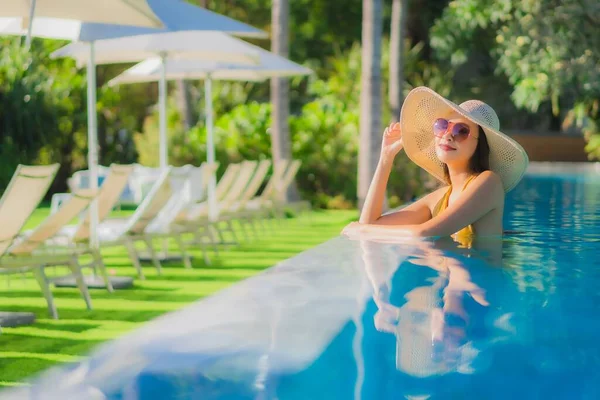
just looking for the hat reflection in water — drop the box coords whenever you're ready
[361,238,515,378]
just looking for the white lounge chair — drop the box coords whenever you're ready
[72,168,176,279]
[142,166,210,267]
[219,160,272,239]
[238,159,303,219]
[67,164,135,242]
[0,164,96,319]
[237,159,291,224]
[176,161,258,246]
[276,160,311,214]
[23,164,134,295]
[188,162,220,204]
[61,168,199,279]
[172,162,242,244]
[4,189,100,319]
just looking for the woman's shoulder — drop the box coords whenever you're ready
[473,171,504,195]
[476,170,502,185]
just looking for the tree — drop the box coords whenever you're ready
[431,0,600,159]
[175,81,195,131]
[384,0,408,210]
[389,0,407,122]
[175,0,209,131]
[357,0,383,209]
[271,0,298,200]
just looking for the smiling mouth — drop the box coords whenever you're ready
[439,144,456,151]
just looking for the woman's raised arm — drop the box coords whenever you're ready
[359,122,404,223]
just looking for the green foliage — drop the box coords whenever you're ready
[291,92,360,207]
[0,37,148,193]
[431,0,600,159]
[0,38,87,192]
[200,0,363,73]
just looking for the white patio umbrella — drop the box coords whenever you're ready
[0,0,265,247]
[0,0,162,47]
[52,31,263,171]
[107,44,313,220]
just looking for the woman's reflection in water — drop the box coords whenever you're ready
[360,235,512,379]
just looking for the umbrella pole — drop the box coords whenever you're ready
[205,75,217,222]
[25,0,37,49]
[87,41,99,249]
[159,53,168,170]
[158,54,169,256]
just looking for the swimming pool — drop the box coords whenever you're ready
[4,165,600,400]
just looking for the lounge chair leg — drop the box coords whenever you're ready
[205,225,221,256]
[192,226,210,253]
[161,238,169,258]
[256,215,268,235]
[274,207,285,226]
[234,219,249,242]
[195,236,211,266]
[143,238,163,275]
[223,220,236,243]
[92,250,113,293]
[262,212,274,233]
[214,222,228,244]
[239,218,254,241]
[174,234,194,269]
[124,240,145,280]
[33,267,58,319]
[268,212,278,232]
[247,217,259,239]
[67,258,93,312]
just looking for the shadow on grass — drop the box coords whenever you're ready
[0,358,62,383]
[0,334,102,354]
[143,274,244,283]
[0,290,203,303]
[188,261,276,271]
[0,305,164,323]
[31,322,100,333]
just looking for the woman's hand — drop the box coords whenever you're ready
[373,303,400,333]
[380,122,404,165]
[342,221,424,241]
[341,221,364,238]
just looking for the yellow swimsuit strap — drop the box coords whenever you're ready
[432,175,478,244]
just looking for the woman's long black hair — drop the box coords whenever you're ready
[443,125,490,184]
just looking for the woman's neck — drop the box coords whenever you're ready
[447,164,475,189]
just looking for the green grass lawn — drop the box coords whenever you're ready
[0,209,356,387]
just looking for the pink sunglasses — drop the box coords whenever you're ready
[433,118,475,142]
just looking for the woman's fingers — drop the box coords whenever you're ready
[383,122,402,137]
[388,123,401,136]
[374,311,397,333]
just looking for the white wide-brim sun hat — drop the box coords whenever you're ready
[400,86,529,192]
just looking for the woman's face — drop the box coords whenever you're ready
[433,112,479,165]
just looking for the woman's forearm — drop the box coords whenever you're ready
[359,160,394,224]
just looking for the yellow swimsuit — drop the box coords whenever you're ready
[432,175,478,246]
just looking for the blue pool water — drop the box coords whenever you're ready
[4,168,600,400]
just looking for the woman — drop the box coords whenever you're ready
[343,87,529,241]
